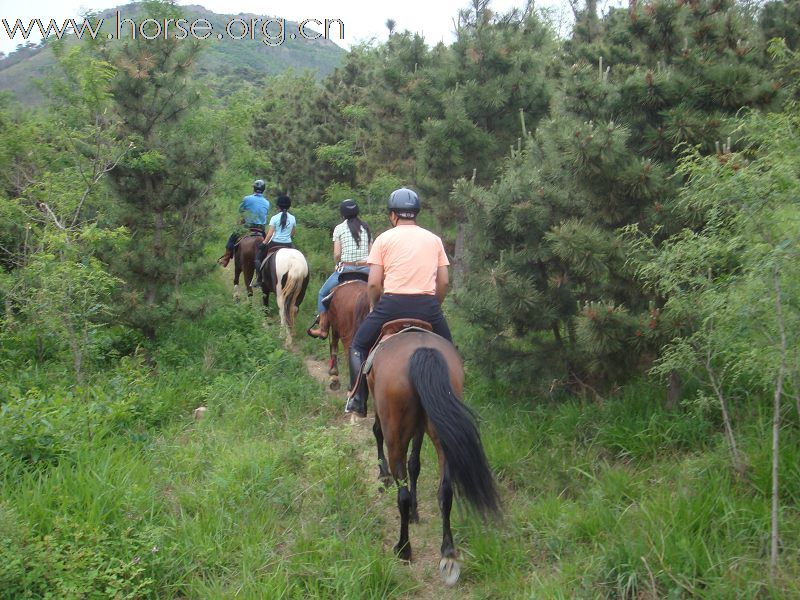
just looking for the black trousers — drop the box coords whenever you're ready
[351,294,452,357]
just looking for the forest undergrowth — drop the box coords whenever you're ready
[1,270,797,598]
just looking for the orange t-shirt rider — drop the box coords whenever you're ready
[345,188,452,417]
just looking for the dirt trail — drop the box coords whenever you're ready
[303,357,463,599]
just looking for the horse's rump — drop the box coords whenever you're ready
[369,331,464,401]
[272,248,309,331]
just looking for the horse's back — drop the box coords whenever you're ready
[329,281,368,332]
[235,235,261,265]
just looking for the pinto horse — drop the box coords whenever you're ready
[367,325,500,585]
[325,279,369,391]
[259,248,309,342]
[233,232,264,302]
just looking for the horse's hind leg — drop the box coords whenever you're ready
[395,481,412,561]
[233,262,242,302]
[436,450,460,585]
[244,254,254,297]
[329,334,340,390]
[388,443,413,560]
[373,417,390,486]
[408,429,424,523]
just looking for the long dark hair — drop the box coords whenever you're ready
[347,217,371,247]
[277,195,291,230]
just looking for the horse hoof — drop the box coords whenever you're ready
[329,379,340,391]
[394,542,411,561]
[378,473,392,492]
[439,557,461,586]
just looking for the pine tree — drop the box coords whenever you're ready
[456,0,784,394]
[101,0,224,337]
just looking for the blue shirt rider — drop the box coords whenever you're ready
[219,179,270,267]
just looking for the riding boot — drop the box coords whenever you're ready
[218,249,232,267]
[345,348,368,417]
[307,312,329,339]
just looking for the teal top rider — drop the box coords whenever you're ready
[255,195,296,287]
[219,179,270,267]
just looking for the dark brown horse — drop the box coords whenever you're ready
[367,327,500,585]
[233,233,264,303]
[325,280,370,390]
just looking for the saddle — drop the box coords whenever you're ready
[234,227,265,247]
[338,271,368,284]
[363,319,434,375]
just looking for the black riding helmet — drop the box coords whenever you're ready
[253,179,266,193]
[387,188,420,216]
[340,199,359,218]
[277,195,291,209]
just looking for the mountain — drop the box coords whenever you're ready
[0,2,346,105]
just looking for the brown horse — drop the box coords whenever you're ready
[367,327,500,585]
[233,233,264,303]
[325,280,370,390]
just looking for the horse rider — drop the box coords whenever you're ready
[345,188,452,417]
[307,199,372,339]
[218,179,270,267]
[254,195,296,288]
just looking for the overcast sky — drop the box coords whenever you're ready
[1,0,572,56]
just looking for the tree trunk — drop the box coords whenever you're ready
[147,207,164,307]
[453,220,467,290]
[666,369,681,410]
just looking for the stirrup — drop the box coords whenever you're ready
[306,314,327,339]
[344,392,366,417]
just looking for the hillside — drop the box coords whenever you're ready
[0,2,345,105]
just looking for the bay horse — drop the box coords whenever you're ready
[259,248,309,342]
[367,325,500,585]
[325,279,369,391]
[232,232,264,303]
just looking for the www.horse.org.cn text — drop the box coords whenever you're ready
[1,12,345,48]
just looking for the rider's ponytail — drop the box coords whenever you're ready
[347,217,371,248]
[277,195,291,232]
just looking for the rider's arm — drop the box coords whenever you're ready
[435,265,449,305]
[367,265,384,309]
[333,239,342,263]
[263,225,275,244]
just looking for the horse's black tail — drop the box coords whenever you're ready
[409,347,500,517]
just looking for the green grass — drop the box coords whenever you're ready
[1,272,798,597]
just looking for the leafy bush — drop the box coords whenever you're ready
[0,505,163,599]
